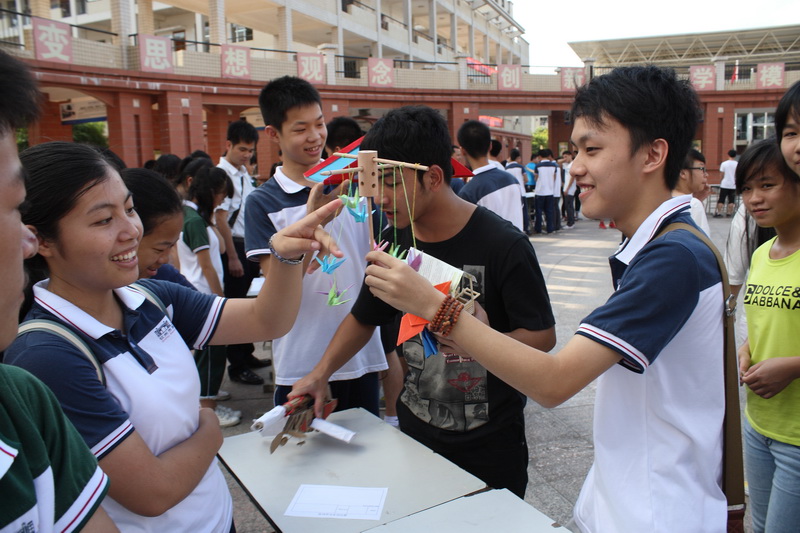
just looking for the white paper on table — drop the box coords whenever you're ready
[310,418,356,443]
[250,405,287,436]
[285,484,387,520]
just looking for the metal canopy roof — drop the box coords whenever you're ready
[568,24,800,66]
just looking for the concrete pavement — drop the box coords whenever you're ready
[218,210,747,532]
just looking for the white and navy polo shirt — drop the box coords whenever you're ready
[244,167,387,386]
[573,196,727,532]
[458,164,523,230]
[6,279,232,532]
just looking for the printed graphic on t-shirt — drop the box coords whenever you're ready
[399,265,489,432]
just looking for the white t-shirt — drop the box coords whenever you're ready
[562,161,576,195]
[177,201,224,295]
[216,157,253,239]
[719,159,738,189]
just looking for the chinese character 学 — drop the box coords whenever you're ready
[37,22,70,62]
[224,47,249,78]
[144,37,171,71]
[370,60,393,86]
[299,54,323,83]
[691,66,715,90]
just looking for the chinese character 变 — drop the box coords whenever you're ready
[37,22,70,62]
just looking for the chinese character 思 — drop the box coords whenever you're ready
[141,35,173,72]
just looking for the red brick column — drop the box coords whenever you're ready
[106,92,155,168]
[28,100,73,146]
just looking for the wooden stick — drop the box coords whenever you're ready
[320,167,362,176]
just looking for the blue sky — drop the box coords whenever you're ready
[512,0,800,68]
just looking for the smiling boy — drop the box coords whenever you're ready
[361,67,728,532]
[244,76,386,412]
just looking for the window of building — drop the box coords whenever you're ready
[734,110,775,147]
[230,23,252,43]
[50,0,69,17]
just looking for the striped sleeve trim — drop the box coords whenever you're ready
[576,323,648,372]
[90,420,133,458]
[191,244,211,254]
[194,296,225,349]
[56,466,108,533]
[245,247,271,260]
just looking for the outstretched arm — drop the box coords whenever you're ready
[364,250,620,407]
[210,199,344,344]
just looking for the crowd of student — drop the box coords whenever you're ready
[1,46,798,533]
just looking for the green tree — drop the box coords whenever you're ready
[531,126,548,153]
[16,128,28,152]
[73,122,108,147]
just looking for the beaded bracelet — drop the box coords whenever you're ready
[268,235,305,265]
[429,295,464,336]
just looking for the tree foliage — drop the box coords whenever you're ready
[73,122,108,147]
[531,126,548,152]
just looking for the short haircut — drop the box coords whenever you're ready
[735,138,799,193]
[326,116,362,152]
[562,150,572,157]
[457,120,491,160]
[776,80,800,139]
[153,153,181,183]
[259,76,322,131]
[226,119,259,145]
[509,148,520,161]
[0,50,41,134]
[538,148,553,158]
[727,149,737,158]
[489,139,502,157]
[571,66,700,190]
[684,148,706,166]
[121,168,182,235]
[361,105,452,184]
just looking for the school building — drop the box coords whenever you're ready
[2,1,798,183]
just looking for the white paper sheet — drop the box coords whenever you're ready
[310,418,356,443]
[285,484,387,520]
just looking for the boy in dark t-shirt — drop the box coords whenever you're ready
[291,106,555,497]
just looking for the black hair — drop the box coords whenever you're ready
[259,76,322,131]
[175,156,213,190]
[153,154,182,184]
[226,119,259,145]
[188,164,233,224]
[684,148,706,166]
[98,147,127,172]
[538,148,553,158]
[735,138,799,194]
[326,116,362,152]
[19,142,116,317]
[361,105,452,184]
[190,149,212,159]
[509,148,520,161]
[143,159,156,169]
[0,50,41,134]
[727,149,738,158]
[120,168,182,235]
[489,139,502,158]
[571,66,700,190]
[456,120,491,160]
[775,80,800,140]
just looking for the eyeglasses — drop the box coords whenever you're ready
[686,166,707,173]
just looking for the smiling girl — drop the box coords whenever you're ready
[736,99,800,531]
[6,141,342,532]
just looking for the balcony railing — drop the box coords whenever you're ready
[6,10,799,93]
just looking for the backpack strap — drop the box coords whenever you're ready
[130,281,170,319]
[16,319,105,387]
[655,222,745,510]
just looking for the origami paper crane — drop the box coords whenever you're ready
[314,254,346,274]
[338,188,361,210]
[406,248,422,271]
[387,243,407,261]
[317,280,354,306]
[374,240,389,252]
[397,281,451,357]
[347,203,374,223]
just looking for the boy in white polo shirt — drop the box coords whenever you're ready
[361,66,728,532]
